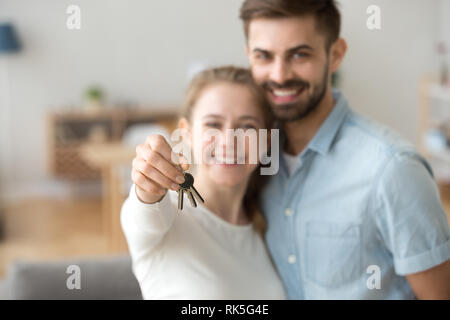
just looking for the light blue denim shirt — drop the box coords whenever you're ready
[261,89,450,299]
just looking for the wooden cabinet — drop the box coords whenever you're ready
[47,109,178,180]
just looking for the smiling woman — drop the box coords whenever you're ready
[180,66,275,234]
[120,66,286,300]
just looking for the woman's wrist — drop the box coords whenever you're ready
[135,185,166,204]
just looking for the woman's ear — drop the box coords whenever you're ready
[175,117,193,170]
[178,117,189,130]
[178,117,192,145]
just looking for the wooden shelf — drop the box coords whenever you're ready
[429,84,450,103]
[427,149,450,165]
[419,75,450,184]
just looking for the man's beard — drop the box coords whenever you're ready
[261,61,329,123]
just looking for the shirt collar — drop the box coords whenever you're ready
[305,89,349,156]
[276,89,350,168]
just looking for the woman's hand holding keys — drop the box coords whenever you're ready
[132,134,189,204]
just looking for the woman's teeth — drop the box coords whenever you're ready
[213,155,244,163]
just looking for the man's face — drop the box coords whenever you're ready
[247,15,331,122]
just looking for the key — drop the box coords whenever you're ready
[175,164,187,211]
[187,189,196,208]
[177,172,204,211]
[177,188,184,210]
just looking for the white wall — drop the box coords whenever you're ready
[0,0,248,201]
[339,0,440,145]
[439,0,450,66]
[0,0,445,201]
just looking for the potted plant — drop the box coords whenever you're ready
[83,86,104,113]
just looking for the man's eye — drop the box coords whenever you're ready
[293,52,309,59]
[255,53,270,60]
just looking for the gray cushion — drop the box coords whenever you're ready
[8,254,142,300]
[0,278,11,299]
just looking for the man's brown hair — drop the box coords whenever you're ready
[240,0,341,50]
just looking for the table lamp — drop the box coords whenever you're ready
[0,23,21,53]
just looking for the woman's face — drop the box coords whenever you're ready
[186,82,266,187]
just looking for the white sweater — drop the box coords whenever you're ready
[120,185,286,300]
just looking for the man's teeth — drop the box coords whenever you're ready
[272,88,302,97]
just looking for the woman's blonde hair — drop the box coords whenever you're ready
[180,66,274,236]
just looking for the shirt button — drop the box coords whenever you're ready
[285,208,293,216]
[288,255,296,264]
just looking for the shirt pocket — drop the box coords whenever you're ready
[304,221,362,288]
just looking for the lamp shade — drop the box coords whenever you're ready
[0,23,21,53]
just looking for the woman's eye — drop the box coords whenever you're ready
[240,124,257,130]
[204,122,221,128]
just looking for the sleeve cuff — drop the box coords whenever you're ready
[128,184,177,233]
[393,239,450,275]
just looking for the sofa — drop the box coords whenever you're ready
[0,254,142,300]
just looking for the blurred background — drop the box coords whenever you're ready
[0,0,449,299]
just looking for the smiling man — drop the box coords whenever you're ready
[240,0,450,299]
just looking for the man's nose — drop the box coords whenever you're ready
[269,58,293,85]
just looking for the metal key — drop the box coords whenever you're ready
[177,172,204,211]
